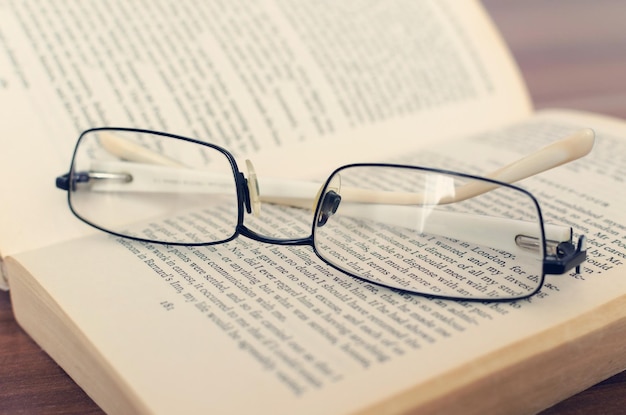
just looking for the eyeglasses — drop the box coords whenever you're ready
[56,127,591,302]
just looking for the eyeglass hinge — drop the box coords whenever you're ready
[543,235,587,275]
[56,173,71,190]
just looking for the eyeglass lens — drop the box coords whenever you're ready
[68,129,547,301]
[69,129,240,244]
[313,166,546,300]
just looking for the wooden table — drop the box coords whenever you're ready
[2,1,626,413]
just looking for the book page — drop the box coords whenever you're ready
[9,110,626,414]
[0,0,530,284]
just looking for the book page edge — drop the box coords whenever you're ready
[5,256,151,415]
[355,293,626,415]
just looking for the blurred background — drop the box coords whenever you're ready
[484,0,626,118]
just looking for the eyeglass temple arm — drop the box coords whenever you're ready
[257,129,595,207]
[57,130,590,273]
[68,128,593,205]
[57,128,594,226]
[331,201,585,273]
[450,128,594,204]
[56,158,584,273]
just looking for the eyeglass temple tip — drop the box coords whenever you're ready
[99,130,184,167]
[486,128,595,184]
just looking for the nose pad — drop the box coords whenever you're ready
[245,159,261,217]
[317,190,342,227]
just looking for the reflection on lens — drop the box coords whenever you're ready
[313,165,546,301]
[69,129,240,244]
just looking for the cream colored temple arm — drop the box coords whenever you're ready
[100,132,184,167]
[443,128,595,204]
[250,128,595,207]
[85,160,573,253]
[333,201,572,255]
[97,129,594,208]
[87,129,593,250]
[86,159,574,253]
[308,128,596,206]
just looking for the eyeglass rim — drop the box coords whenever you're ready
[64,127,248,246]
[311,163,550,301]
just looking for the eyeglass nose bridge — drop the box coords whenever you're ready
[316,190,342,227]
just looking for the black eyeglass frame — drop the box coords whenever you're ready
[56,127,587,302]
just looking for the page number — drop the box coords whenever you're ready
[160,300,175,311]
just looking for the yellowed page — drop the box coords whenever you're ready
[8,110,626,414]
[0,0,530,289]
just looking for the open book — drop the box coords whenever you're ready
[1,1,625,414]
